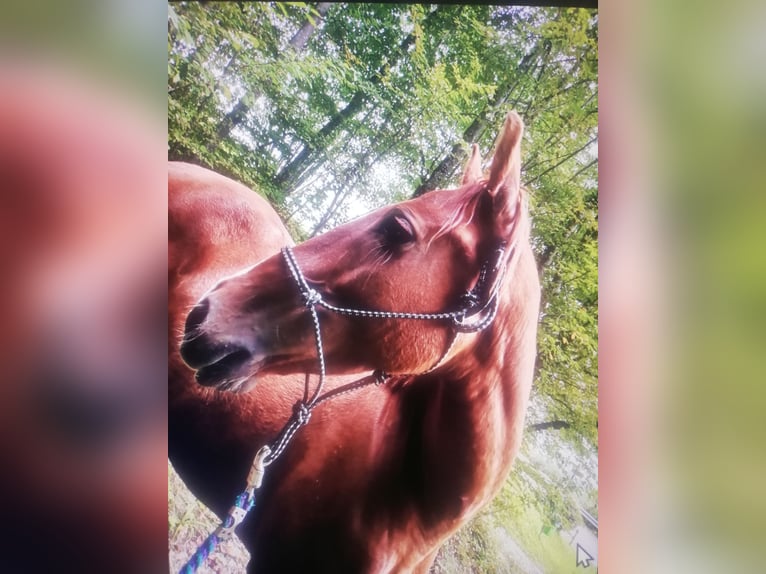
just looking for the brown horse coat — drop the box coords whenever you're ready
[171,112,539,573]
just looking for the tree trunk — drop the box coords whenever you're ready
[528,420,571,432]
[412,47,540,197]
[212,2,333,150]
[412,114,489,197]
[289,2,332,52]
[274,91,368,190]
[275,6,448,195]
[310,185,353,237]
[308,116,412,235]
[211,98,250,147]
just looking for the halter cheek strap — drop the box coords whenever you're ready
[281,240,510,374]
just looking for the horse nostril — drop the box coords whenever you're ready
[184,299,210,335]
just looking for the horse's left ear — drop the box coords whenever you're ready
[486,112,524,236]
[461,144,483,185]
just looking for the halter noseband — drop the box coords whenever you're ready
[281,239,511,378]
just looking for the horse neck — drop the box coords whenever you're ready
[446,209,537,411]
[392,234,540,514]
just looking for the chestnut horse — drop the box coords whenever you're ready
[175,112,539,573]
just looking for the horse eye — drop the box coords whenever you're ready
[379,214,415,247]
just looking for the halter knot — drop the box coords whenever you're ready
[302,288,321,307]
[373,370,390,386]
[293,401,312,425]
[459,290,480,310]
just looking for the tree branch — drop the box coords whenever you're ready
[527,134,597,186]
[527,420,571,432]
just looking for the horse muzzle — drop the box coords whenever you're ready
[180,334,253,387]
[180,300,255,388]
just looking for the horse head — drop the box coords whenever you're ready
[181,112,528,391]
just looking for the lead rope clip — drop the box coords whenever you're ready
[246,445,272,494]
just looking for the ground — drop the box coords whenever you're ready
[167,462,579,574]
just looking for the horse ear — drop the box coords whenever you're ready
[461,144,483,185]
[486,112,524,235]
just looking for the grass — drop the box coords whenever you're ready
[432,480,597,574]
[433,512,527,574]
[169,461,593,574]
[497,500,593,574]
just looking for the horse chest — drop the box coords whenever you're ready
[253,383,509,570]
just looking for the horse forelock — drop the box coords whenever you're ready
[427,181,530,251]
[427,182,486,248]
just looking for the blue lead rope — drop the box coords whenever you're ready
[179,491,255,574]
[178,446,270,574]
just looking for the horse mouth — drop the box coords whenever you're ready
[193,348,253,388]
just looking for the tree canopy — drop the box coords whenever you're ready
[169,1,597,527]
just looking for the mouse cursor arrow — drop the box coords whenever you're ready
[576,543,594,568]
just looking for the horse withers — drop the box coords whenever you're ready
[178,112,540,573]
